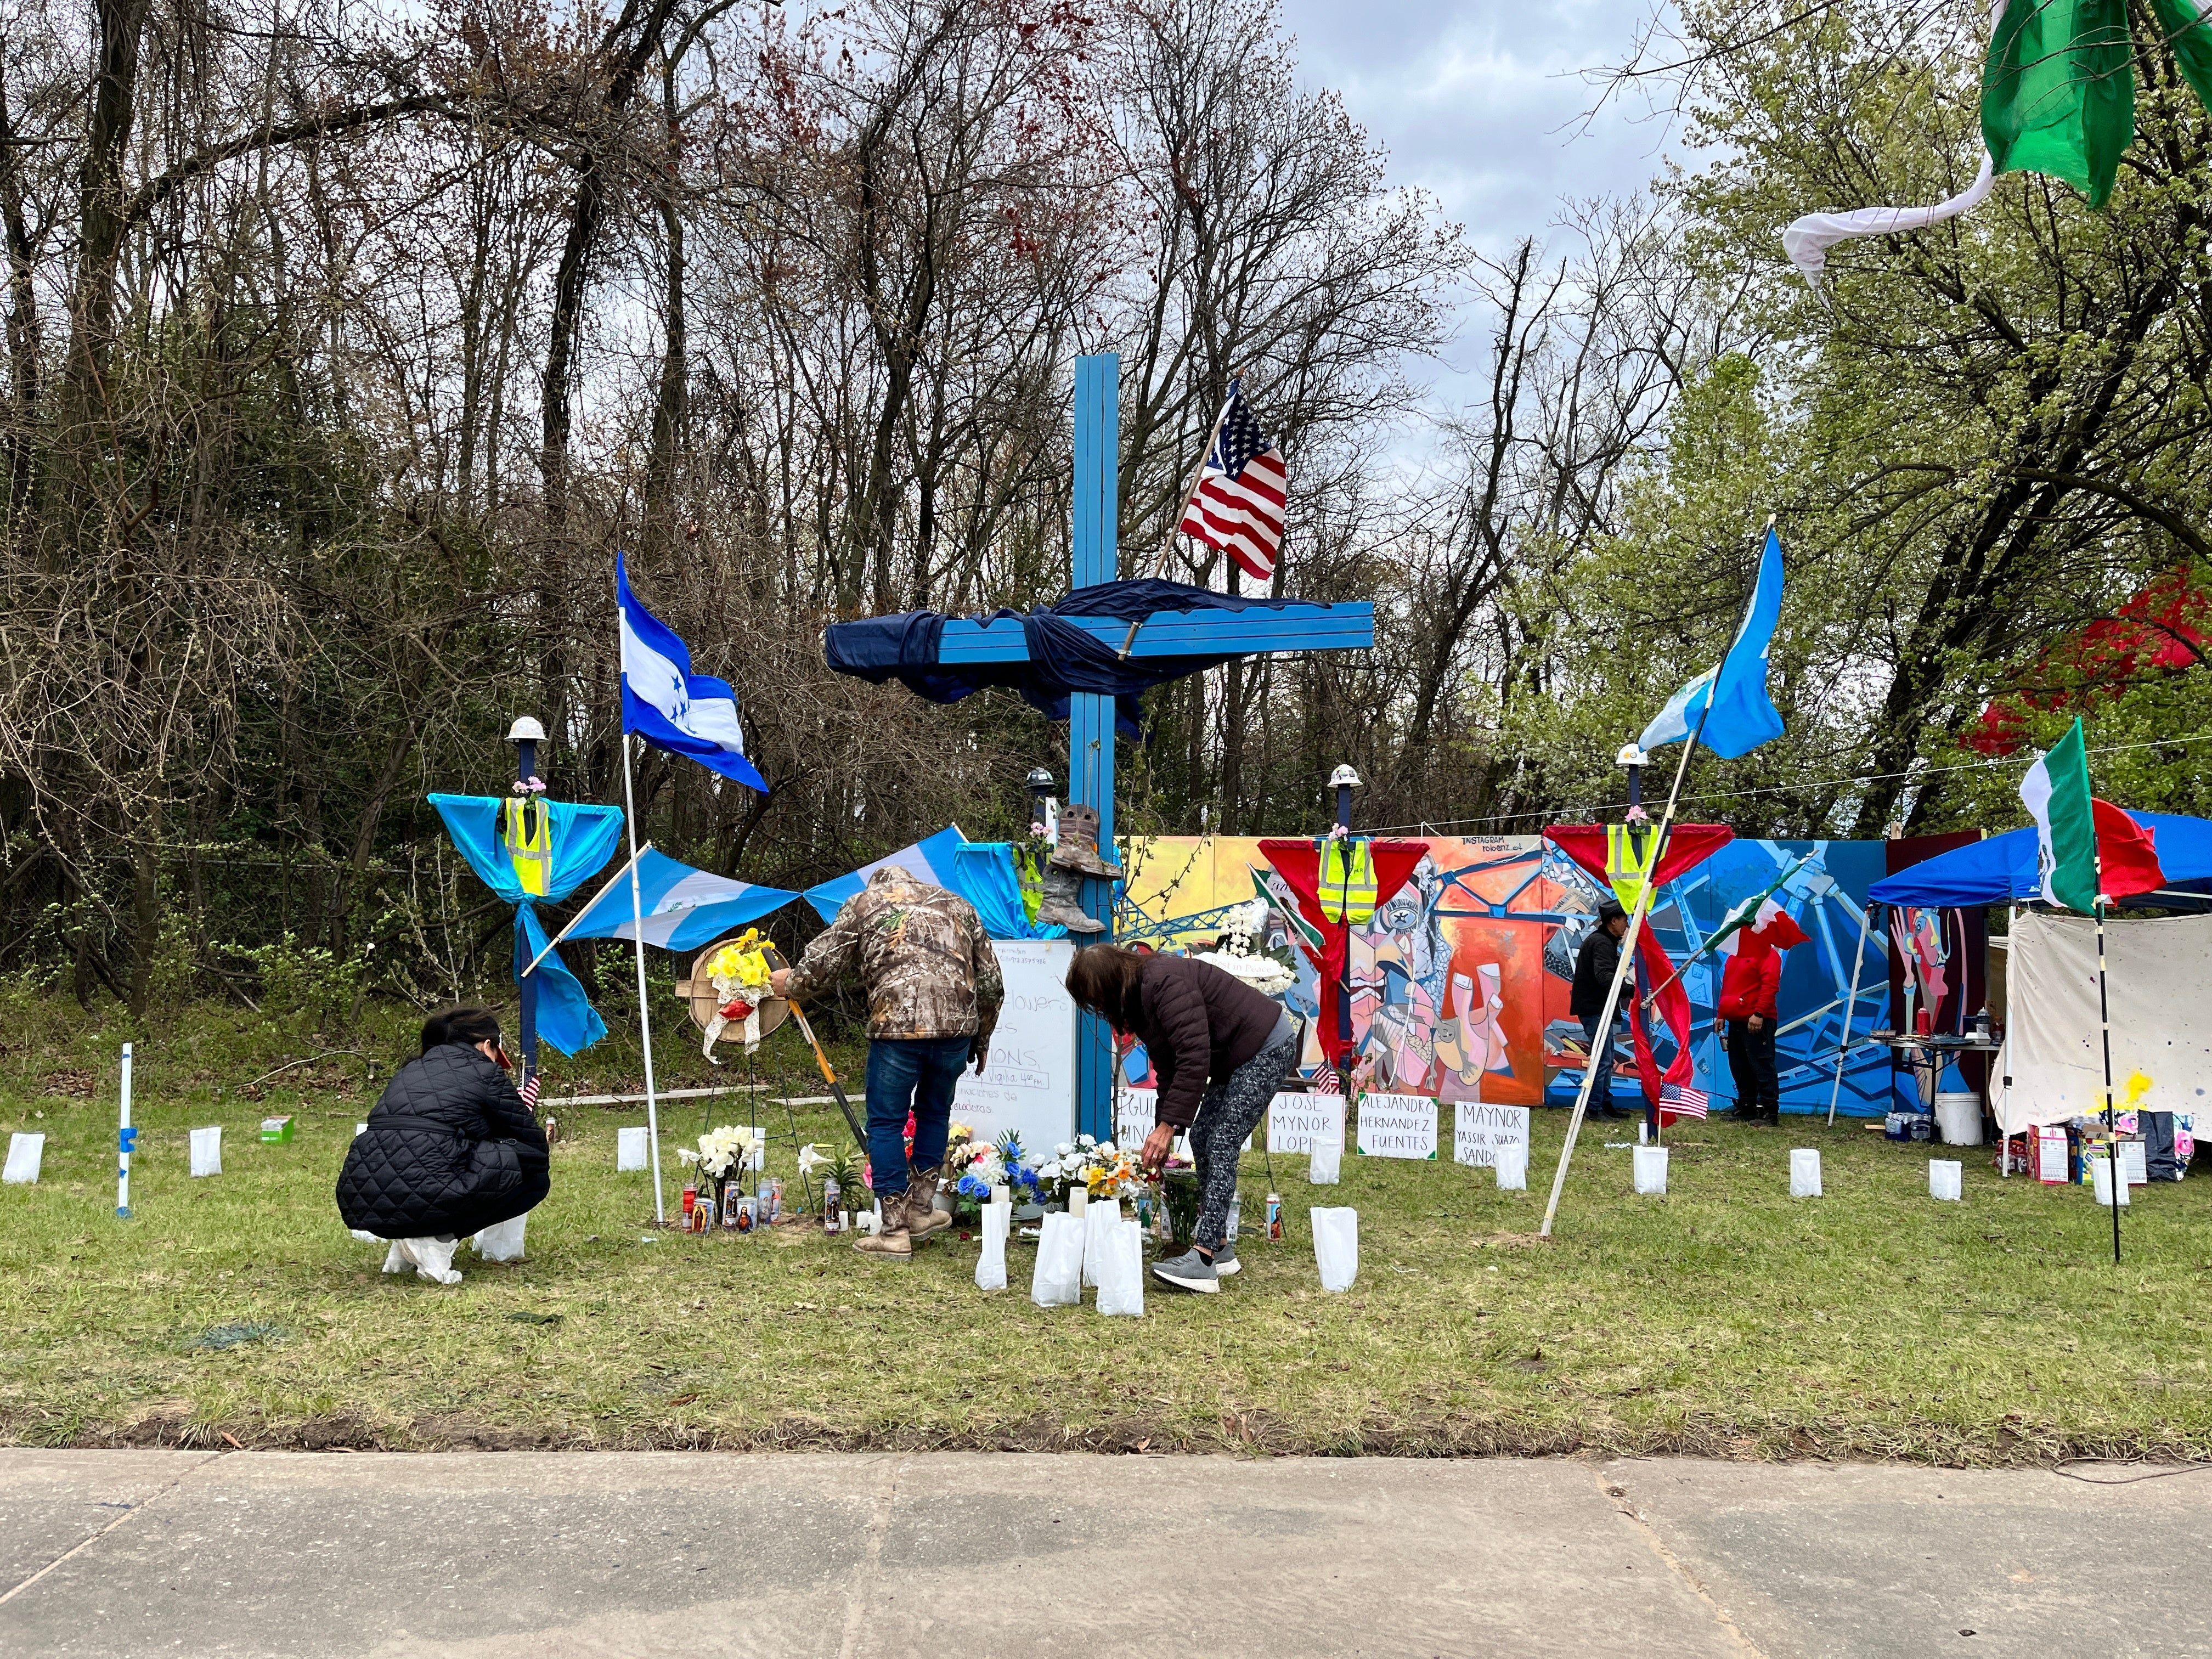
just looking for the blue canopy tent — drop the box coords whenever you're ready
[1866,811,2212,907]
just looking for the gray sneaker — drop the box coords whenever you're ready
[1210,1243,1240,1277]
[1152,1247,1219,1294]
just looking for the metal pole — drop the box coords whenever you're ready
[2094,889,2121,1264]
[116,1041,134,1220]
[1826,902,1876,1126]
[619,729,667,1226]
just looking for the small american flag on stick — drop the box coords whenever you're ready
[1657,1081,1708,1121]
[1177,379,1288,583]
[519,1069,541,1112]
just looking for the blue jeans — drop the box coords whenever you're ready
[863,1036,971,1194]
[1582,1013,1622,1108]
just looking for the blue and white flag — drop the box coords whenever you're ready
[563,847,797,952]
[802,826,966,923]
[1639,524,1786,760]
[618,551,768,791]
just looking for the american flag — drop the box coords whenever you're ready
[519,1069,541,1112]
[1177,379,1288,583]
[1657,1081,1708,1120]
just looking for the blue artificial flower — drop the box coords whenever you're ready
[956,1173,991,1199]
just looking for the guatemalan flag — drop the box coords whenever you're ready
[561,847,797,951]
[618,551,768,791]
[1639,524,1786,759]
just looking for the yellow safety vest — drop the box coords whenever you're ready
[1318,837,1378,924]
[501,799,554,898]
[1013,845,1045,924]
[1605,823,1658,916]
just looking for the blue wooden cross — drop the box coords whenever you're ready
[946,353,1374,1137]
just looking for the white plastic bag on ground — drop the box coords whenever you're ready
[976,1198,1011,1291]
[1633,1144,1669,1195]
[3,1132,45,1184]
[617,1126,650,1171]
[1311,1206,1358,1292]
[472,1214,527,1262]
[1790,1148,1822,1198]
[190,1126,223,1178]
[1081,1196,1122,1288]
[1307,1126,1342,1184]
[1929,1159,1964,1201]
[1030,1212,1082,1306]
[1493,1143,1528,1190]
[1096,1219,1146,1317]
[381,1240,410,1273]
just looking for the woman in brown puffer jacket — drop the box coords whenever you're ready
[1064,945,1297,1295]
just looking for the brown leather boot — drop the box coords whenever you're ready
[903,1170,954,1241]
[854,1191,911,1259]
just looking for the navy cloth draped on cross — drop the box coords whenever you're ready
[823,578,1300,736]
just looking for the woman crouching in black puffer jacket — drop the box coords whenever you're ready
[336,1006,550,1284]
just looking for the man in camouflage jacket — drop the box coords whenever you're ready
[770,865,1002,1258]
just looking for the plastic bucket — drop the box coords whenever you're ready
[1934,1092,1984,1147]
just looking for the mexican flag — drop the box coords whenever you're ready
[2018,719,2165,912]
[1712,859,1813,958]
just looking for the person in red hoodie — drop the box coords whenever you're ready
[1718,944,1782,1124]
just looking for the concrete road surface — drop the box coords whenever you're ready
[0,1450,2202,1657]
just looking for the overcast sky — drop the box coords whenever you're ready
[1275,0,1678,383]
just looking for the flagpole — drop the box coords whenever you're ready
[1640,855,1812,1011]
[2094,885,2121,1264]
[1541,521,1771,1239]
[1826,901,1876,1126]
[521,840,653,979]
[617,565,668,1226]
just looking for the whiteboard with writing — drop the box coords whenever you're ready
[1267,1092,1345,1155]
[1453,1102,1530,1169]
[953,939,1077,1160]
[1356,1093,1438,1160]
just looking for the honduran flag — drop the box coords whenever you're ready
[561,848,797,952]
[618,551,768,792]
[2018,718,2164,913]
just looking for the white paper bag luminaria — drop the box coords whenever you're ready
[616,1126,650,1171]
[1928,1159,1964,1202]
[472,1214,527,1261]
[1095,1219,1146,1317]
[1030,1211,1082,1306]
[1306,1125,1342,1184]
[1081,1196,1122,1289]
[3,1132,44,1185]
[189,1126,223,1178]
[975,1198,1011,1291]
[2087,1156,2129,1207]
[1789,1148,1822,1198]
[1493,1143,1528,1191]
[1632,1144,1669,1195]
[1311,1206,1358,1291]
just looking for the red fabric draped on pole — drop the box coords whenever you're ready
[1544,823,1733,1120]
[1259,838,1429,1069]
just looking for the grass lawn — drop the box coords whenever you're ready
[2,995,2209,1464]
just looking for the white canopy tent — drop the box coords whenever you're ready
[1991,912,2212,1133]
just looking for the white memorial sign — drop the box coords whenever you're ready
[1356,1093,1437,1160]
[1116,1087,1155,1149]
[1452,1102,1529,1169]
[1267,1092,1345,1155]
[955,939,1077,1159]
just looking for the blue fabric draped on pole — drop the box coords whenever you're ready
[561,848,797,950]
[1640,526,1787,759]
[1866,810,2212,906]
[823,578,1302,736]
[428,794,625,1053]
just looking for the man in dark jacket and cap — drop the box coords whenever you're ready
[336,1006,549,1284]
[1570,900,1633,1121]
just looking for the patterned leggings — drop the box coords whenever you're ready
[1188,1029,1299,1252]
